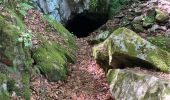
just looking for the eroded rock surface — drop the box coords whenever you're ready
[33,0,109,23]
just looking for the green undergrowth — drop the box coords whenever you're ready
[0,7,32,99]
[109,0,138,18]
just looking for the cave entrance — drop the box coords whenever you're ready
[65,13,108,38]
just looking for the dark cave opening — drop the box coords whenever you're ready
[65,13,108,38]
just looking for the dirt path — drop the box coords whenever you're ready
[30,36,112,100]
[29,0,170,99]
[23,9,112,100]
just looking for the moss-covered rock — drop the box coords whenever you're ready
[142,9,156,28]
[132,23,144,32]
[107,69,170,100]
[0,9,32,99]
[33,42,69,81]
[93,27,170,72]
[33,16,77,82]
[90,31,110,44]
[155,9,169,23]
[147,36,170,52]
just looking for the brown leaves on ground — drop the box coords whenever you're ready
[24,9,113,100]
[30,37,113,100]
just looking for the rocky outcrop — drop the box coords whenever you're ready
[93,28,170,72]
[33,0,110,23]
[107,69,170,100]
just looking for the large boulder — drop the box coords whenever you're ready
[93,27,170,72]
[107,69,170,100]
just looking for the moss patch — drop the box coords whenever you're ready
[33,41,69,81]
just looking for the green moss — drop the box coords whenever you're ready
[93,27,170,72]
[155,9,169,23]
[7,79,20,96]
[0,73,6,85]
[142,9,156,27]
[22,72,30,100]
[42,16,77,62]
[0,92,10,100]
[143,16,155,27]
[33,42,68,81]
[147,36,170,52]
[107,69,119,84]
[123,39,137,56]
[132,24,144,32]
[109,0,136,18]
[90,0,98,11]
[0,8,32,99]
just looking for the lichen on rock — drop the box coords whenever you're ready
[93,27,170,72]
[107,69,170,100]
[155,9,169,23]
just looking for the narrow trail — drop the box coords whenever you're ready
[26,10,113,99]
[30,36,113,100]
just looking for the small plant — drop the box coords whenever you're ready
[90,0,98,11]
[16,2,33,16]
[17,31,32,47]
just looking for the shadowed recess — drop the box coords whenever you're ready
[65,13,108,38]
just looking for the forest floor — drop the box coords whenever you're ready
[26,10,113,100]
[25,0,170,100]
[30,33,113,100]
[31,37,113,100]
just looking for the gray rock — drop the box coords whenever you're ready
[132,23,144,32]
[107,69,170,100]
[93,28,170,72]
[156,9,169,23]
[165,30,170,37]
[33,0,109,23]
[149,24,159,32]
[133,16,144,24]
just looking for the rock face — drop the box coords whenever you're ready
[107,69,170,100]
[33,0,109,23]
[93,28,170,72]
